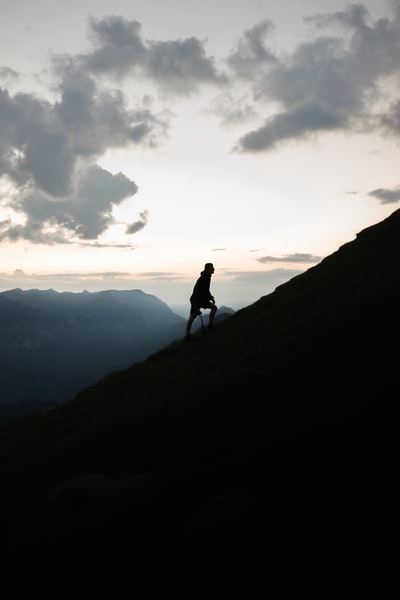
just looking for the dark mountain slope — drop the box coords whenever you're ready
[0,209,398,561]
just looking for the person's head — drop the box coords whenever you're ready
[204,263,215,274]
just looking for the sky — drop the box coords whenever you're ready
[1,0,399,312]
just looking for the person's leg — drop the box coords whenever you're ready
[208,304,217,327]
[185,304,200,338]
[185,313,196,337]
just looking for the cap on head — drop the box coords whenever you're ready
[204,262,214,272]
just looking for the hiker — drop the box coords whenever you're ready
[185,263,218,341]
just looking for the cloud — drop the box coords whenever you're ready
[380,99,400,135]
[231,4,400,152]
[0,79,166,196]
[146,37,227,94]
[257,253,323,264]
[55,67,168,150]
[84,16,147,77]
[369,186,400,203]
[0,269,137,292]
[237,101,344,151]
[81,16,227,94]
[2,5,400,251]
[227,20,278,80]
[126,210,149,234]
[0,14,231,247]
[0,67,18,81]
[0,165,138,243]
[213,90,258,126]
[0,54,165,244]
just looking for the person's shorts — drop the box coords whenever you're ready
[190,301,214,315]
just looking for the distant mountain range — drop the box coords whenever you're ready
[0,289,182,413]
[0,288,234,427]
[0,209,398,565]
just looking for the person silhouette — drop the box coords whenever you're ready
[185,263,217,341]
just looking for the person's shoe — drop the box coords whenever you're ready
[207,324,215,332]
[184,335,194,342]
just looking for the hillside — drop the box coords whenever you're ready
[0,208,399,561]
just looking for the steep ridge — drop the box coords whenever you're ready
[0,209,399,559]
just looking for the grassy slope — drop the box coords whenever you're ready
[0,208,399,558]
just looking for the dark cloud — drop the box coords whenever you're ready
[0,165,138,243]
[227,20,278,80]
[146,37,227,94]
[369,186,400,203]
[0,88,54,189]
[23,128,77,197]
[85,16,147,77]
[0,67,18,81]
[2,5,399,250]
[230,4,400,152]
[257,253,322,264]
[0,72,166,197]
[81,16,226,94]
[0,57,165,245]
[53,64,170,152]
[126,210,149,234]
[238,101,344,151]
[381,99,400,134]
[0,15,230,247]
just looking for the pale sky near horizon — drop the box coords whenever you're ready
[1,0,399,310]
